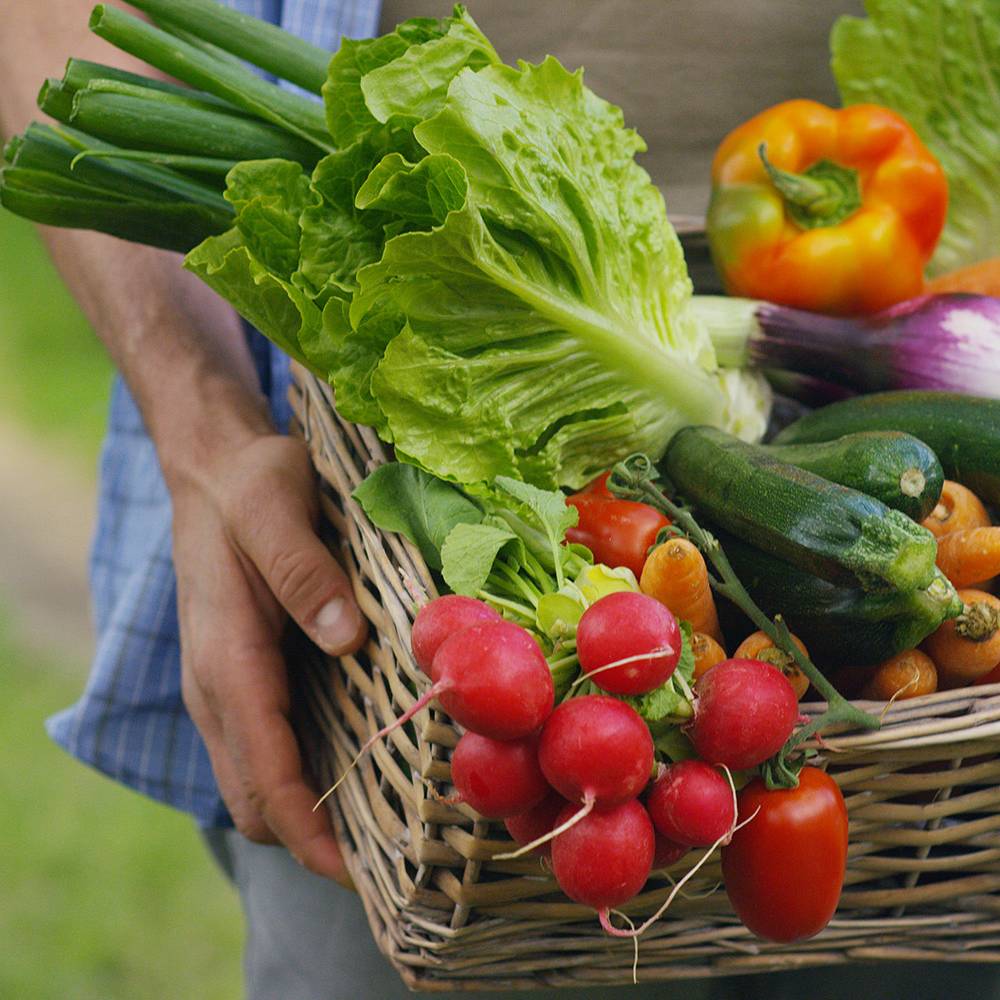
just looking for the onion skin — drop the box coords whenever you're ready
[750,293,1000,398]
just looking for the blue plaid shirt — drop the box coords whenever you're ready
[46,0,382,827]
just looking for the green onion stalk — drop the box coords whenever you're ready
[2,0,340,251]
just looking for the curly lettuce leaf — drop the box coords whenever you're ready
[832,0,1000,274]
[349,57,739,488]
[184,227,318,369]
[323,6,498,148]
[224,159,314,280]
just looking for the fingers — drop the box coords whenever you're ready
[225,439,368,657]
[182,668,277,845]
[182,618,351,882]
[221,649,351,884]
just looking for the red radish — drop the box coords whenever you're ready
[550,798,654,910]
[689,658,798,770]
[652,833,688,870]
[315,620,554,811]
[411,595,500,674]
[646,760,736,847]
[576,591,681,695]
[494,696,655,860]
[430,621,554,739]
[538,695,654,808]
[450,732,549,819]
[504,790,569,857]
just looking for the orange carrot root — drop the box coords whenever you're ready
[640,538,722,643]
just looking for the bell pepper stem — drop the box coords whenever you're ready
[758,143,862,230]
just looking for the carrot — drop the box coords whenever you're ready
[926,258,1000,296]
[861,649,937,701]
[691,631,727,681]
[640,537,722,642]
[935,527,1000,589]
[921,480,991,540]
[733,630,810,700]
[923,589,1000,687]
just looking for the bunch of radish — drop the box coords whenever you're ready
[410,590,801,936]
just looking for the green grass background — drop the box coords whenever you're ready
[0,212,243,999]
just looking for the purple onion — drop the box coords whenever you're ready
[698,293,1000,398]
[756,293,1000,396]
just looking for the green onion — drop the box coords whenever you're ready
[7,122,232,210]
[88,4,333,152]
[61,58,246,114]
[69,87,322,166]
[37,79,76,122]
[0,166,232,252]
[125,0,333,95]
[70,149,238,177]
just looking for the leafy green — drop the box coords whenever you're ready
[351,462,482,570]
[349,53,758,489]
[440,521,519,595]
[832,0,1000,274]
[225,159,313,279]
[184,227,318,368]
[322,9,497,148]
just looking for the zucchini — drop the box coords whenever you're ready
[662,426,938,593]
[714,527,962,668]
[773,390,1000,505]
[762,431,943,521]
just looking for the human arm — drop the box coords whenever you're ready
[0,0,365,882]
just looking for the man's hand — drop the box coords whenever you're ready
[172,428,366,884]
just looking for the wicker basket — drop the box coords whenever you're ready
[288,363,1000,991]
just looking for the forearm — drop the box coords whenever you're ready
[1,1,269,482]
[42,231,270,485]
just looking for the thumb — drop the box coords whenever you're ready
[237,508,367,656]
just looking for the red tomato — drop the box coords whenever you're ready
[577,471,614,498]
[721,767,847,943]
[565,475,669,579]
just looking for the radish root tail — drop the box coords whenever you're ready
[599,801,761,940]
[491,794,595,860]
[601,909,640,984]
[569,648,676,692]
[313,685,439,812]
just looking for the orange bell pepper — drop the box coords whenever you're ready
[706,100,947,315]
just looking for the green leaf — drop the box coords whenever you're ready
[350,57,767,489]
[440,521,518,595]
[832,0,1000,274]
[322,14,455,147]
[184,227,318,368]
[355,152,467,227]
[675,620,696,685]
[294,126,429,309]
[224,159,313,279]
[352,462,482,571]
[494,475,576,587]
[360,10,500,127]
[653,727,696,762]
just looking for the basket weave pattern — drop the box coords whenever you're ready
[289,364,1000,990]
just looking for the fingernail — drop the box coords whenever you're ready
[314,597,360,653]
